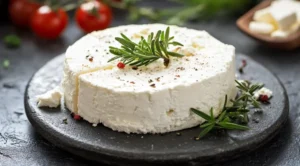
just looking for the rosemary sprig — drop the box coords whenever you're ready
[191,80,265,139]
[235,80,264,108]
[108,27,184,67]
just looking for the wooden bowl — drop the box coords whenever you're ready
[236,0,300,50]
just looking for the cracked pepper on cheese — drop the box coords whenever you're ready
[62,24,237,134]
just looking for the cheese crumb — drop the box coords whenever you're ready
[37,86,62,108]
[254,87,273,100]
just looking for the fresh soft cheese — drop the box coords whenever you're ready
[271,0,300,23]
[61,24,237,134]
[37,86,62,108]
[269,5,297,30]
[249,21,275,34]
[271,22,300,38]
[249,0,299,37]
[253,7,276,25]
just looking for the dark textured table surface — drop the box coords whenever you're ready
[1,3,300,166]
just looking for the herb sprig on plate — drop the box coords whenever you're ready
[191,80,265,139]
[108,27,184,67]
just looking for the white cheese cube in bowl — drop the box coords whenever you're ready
[271,22,300,38]
[249,21,275,34]
[253,7,276,25]
[271,0,300,22]
[270,1,298,30]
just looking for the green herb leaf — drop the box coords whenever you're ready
[190,108,212,121]
[200,122,213,128]
[2,59,10,69]
[62,118,68,124]
[218,122,249,130]
[198,124,215,138]
[3,35,21,48]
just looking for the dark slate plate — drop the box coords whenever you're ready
[24,54,289,166]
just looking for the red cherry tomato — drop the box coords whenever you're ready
[9,0,41,27]
[75,1,112,33]
[31,6,68,39]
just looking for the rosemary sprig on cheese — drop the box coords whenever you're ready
[191,80,265,139]
[108,27,184,67]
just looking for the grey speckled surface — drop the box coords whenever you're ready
[1,2,300,166]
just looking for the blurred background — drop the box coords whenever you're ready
[0,0,260,40]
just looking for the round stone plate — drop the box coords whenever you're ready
[25,54,289,166]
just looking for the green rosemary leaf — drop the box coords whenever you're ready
[159,41,169,58]
[141,38,151,51]
[228,112,241,118]
[160,31,165,41]
[165,27,170,46]
[249,84,264,94]
[155,30,162,39]
[218,122,249,130]
[223,116,231,122]
[198,124,215,138]
[155,38,164,57]
[62,118,68,124]
[217,110,227,122]
[252,100,260,108]
[235,80,247,91]
[242,113,249,123]
[200,122,213,128]
[168,36,174,41]
[223,95,228,110]
[121,33,134,43]
[190,108,212,121]
[151,40,156,55]
[167,51,185,57]
[121,45,134,53]
[108,56,120,62]
[237,108,250,113]
[169,41,184,46]
[147,32,154,43]
[124,58,136,65]
[115,37,135,50]
[209,108,214,120]
[2,59,10,69]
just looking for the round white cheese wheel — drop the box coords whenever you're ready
[62,24,237,134]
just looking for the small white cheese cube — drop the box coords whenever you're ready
[253,7,276,25]
[254,87,273,100]
[270,1,298,30]
[271,30,289,38]
[37,86,62,108]
[249,21,275,34]
[271,22,300,38]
